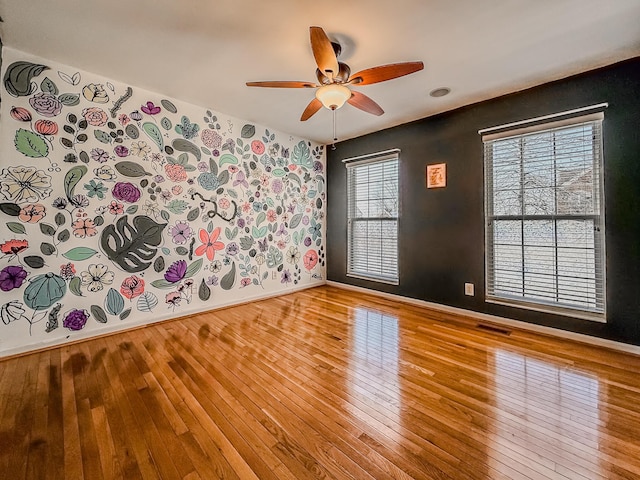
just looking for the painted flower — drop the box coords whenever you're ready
[240,277,252,287]
[29,92,62,117]
[195,227,225,261]
[165,164,187,182]
[82,83,109,103]
[84,180,108,199]
[82,107,108,126]
[112,182,141,203]
[303,249,319,271]
[211,260,222,273]
[171,185,183,195]
[281,269,292,284]
[201,129,222,148]
[118,113,131,126]
[218,198,230,210]
[52,197,68,209]
[1,300,28,325]
[197,172,219,191]
[34,119,58,135]
[129,110,143,121]
[10,106,32,122]
[170,221,194,245]
[130,140,151,158]
[114,145,129,157]
[141,101,161,115]
[70,194,90,208]
[0,265,28,292]
[94,165,117,181]
[72,218,97,238]
[271,179,283,194]
[251,140,265,155]
[91,147,110,163]
[59,262,76,280]
[266,210,277,223]
[19,203,46,223]
[63,309,90,331]
[228,165,238,174]
[107,200,124,215]
[64,153,78,163]
[142,200,160,218]
[225,242,239,256]
[153,175,165,183]
[0,166,52,203]
[120,275,145,300]
[286,246,300,265]
[165,291,182,308]
[0,239,28,256]
[255,253,265,266]
[80,264,115,292]
[164,260,187,283]
[304,236,312,247]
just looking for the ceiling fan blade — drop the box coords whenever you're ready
[246,81,316,88]
[310,26,339,77]
[349,62,424,86]
[300,98,323,121]
[347,91,384,116]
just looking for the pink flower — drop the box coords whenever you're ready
[194,227,225,261]
[251,140,265,155]
[241,278,252,287]
[218,198,230,210]
[118,114,131,126]
[267,210,277,223]
[165,164,187,182]
[303,249,319,270]
[120,275,145,300]
[82,107,108,126]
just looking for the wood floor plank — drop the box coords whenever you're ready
[2,285,640,479]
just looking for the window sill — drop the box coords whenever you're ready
[347,273,399,286]
[486,296,606,323]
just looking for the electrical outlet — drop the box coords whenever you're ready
[464,283,474,296]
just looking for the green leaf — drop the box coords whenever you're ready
[4,61,49,97]
[184,258,203,278]
[6,222,25,234]
[166,200,189,214]
[105,288,125,316]
[150,278,174,289]
[125,124,139,139]
[40,242,56,256]
[252,226,267,238]
[160,99,177,114]
[115,161,151,177]
[120,308,132,321]
[64,165,88,200]
[289,213,302,229]
[175,246,188,256]
[0,203,21,216]
[91,305,108,324]
[272,168,286,177]
[40,76,59,95]
[137,292,158,312]
[292,140,312,168]
[241,124,255,139]
[14,129,48,158]
[94,130,112,144]
[221,262,236,290]
[160,117,172,130]
[69,276,83,296]
[143,122,164,151]
[58,93,80,106]
[154,256,165,273]
[219,154,238,166]
[55,212,66,226]
[198,279,211,301]
[217,170,230,186]
[239,236,255,250]
[40,223,56,236]
[187,208,200,222]
[172,138,201,161]
[23,255,45,269]
[46,304,61,333]
[177,152,189,165]
[256,212,266,227]
[63,246,98,261]
[125,205,138,215]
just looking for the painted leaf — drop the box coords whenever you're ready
[175,246,188,256]
[40,223,56,236]
[184,258,203,278]
[153,256,165,273]
[40,242,56,256]
[241,124,255,139]
[7,222,26,234]
[120,308,132,321]
[100,215,166,273]
[289,213,302,229]
[239,236,254,250]
[209,158,218,176]
[161,117,172,130]
[115,161,151,177]
[125,124,139,139]
[172,138,201,161]
[64,165,87,200]
[14,129,49,158]
[292,141,313,168]
[55,212,66,226]
[150,278,174,289]
[105,288,125,316]
[69,276,83,296]
[46,304,61,333]
[91,305,108,324]
[256,212,266,227]
[137,292,158,312]
[252,226,267,238]
[187,208,200,222]
[40,77,59,95]
[220,262,236,290]
[24,256,45,269]
[160,99,177,114]
[23,273,67,311]
[198,279,211,301]
[217,170,230,186]
[219,154,238,166]
[125,205,138,215]
[4,61,49,97]
[0,203,21,216]
[94,130,111,144]
[58,93,80,106]
[63,246,98,261]
[272,168,286,177]
[166,200,189,214]
[143,122,163,151]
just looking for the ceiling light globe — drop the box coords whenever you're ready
[316,84,351,110]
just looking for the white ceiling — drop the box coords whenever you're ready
[1,0,639,144]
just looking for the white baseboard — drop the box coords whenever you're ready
[327,281,640,356]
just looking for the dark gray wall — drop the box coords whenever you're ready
[327,58,640,346]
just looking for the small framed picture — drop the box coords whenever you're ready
[426,163,446,188]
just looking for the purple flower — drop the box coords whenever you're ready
[313,161,323,173]
[304,236,312,247]
[130,110,143,121]
[63,309,89,331]
[236,218,245,228]
[164,260,187,283]
[170,221,194,245]
[91,148,109,163]
[225,242,239,256]
[0,265,28,292]
[112,182,141,203]
[29,92,63,117]
[302,215,309,226]
[141,101,161,115]
[271,179,283,194]
[153,175,165,183]
[281,269,291,284]
[206,275,219,286]
[114,145,129,157]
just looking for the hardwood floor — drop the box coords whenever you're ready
[1,285,640,479]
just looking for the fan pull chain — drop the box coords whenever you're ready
[332,107,337,150]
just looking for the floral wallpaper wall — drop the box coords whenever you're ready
[0,48,326,356]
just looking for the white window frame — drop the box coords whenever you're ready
[481,105,606,322]
[344,149,400,285]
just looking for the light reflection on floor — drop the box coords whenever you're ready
[490,349,602,479]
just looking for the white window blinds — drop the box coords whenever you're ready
[483,111,605,320]
[345,151,399,284]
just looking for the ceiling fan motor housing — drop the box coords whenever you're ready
[316,62,351,85]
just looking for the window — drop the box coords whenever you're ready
[482,109,605,320]
[345,150,399,284]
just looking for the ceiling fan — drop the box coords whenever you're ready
[246,26,424,122]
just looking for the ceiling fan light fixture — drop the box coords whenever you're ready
[316,84,351,110]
